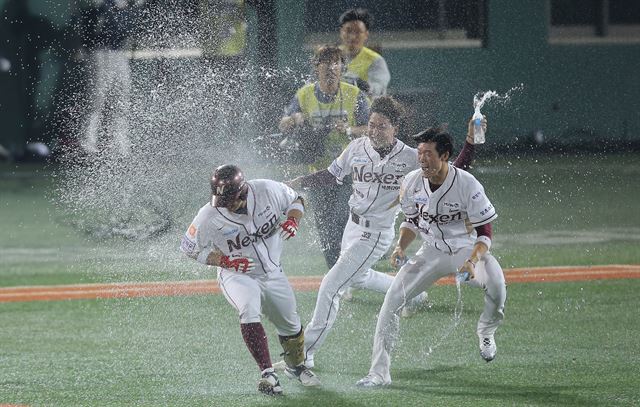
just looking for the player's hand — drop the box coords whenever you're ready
[390,246,407,269]
[279,113,304,133]
[458,258,477,280]
[280,217,299,240]
[466,116,488,144]
[219,255,256,273]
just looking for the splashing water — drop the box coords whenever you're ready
[473,83,525,111]
[50,2,319,281]
[421,271,466,358]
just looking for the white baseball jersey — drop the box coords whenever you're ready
[328,137,419,230]
[180,179,298,275]
[399,164,497,253]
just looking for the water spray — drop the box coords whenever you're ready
[472,84,525,144]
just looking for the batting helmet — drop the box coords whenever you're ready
[210,164,247,208]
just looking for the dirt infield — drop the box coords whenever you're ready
[1,264,638,304]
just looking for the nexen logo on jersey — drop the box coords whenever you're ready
[226,214,279,252]
[418,204,463,224]
[352,166,403,189]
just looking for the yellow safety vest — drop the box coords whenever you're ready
[296,82,360,171]
[340,46,380,83]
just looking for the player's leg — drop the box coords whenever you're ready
[218,270,281,394]
[467,253,506,361]
[262,272,321,386]
[361,245,449,387]
[304,223,392,363]
[341,221,394,294]
[309,185,343,268]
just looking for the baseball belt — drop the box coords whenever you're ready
[350,211,370,228]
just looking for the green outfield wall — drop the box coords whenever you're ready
[1,0,639,150]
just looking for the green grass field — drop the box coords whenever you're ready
[1,153,640,406]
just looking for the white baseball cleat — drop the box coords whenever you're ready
[272,354,314,371]
[401,292,430,318]
[479,334,497,362]
[356,374,391,388]
[258,368,283,396]
[284,364,321,387]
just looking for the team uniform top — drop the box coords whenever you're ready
[180,179,297,275]
[328,137,419,231]
[399,164,497,253]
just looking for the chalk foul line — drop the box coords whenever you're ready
[0,264,638,303]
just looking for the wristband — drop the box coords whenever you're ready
[287,202,305,214]
[476,235,492,250]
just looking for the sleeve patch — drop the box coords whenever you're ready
[180,235,196,254]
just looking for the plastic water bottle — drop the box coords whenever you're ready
[456,271,471,283]
[472,105,485,144]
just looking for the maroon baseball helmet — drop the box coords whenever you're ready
[210,164,247,208]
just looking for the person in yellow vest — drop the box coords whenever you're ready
[338,8,390,98]
[278,45,370,269]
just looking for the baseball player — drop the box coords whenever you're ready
[180,164,320,396]
[277,96,481,370]
[356,128,507,388]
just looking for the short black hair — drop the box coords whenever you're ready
[413,127,454,158]
[339,8,372,30]
[370,96,405,127]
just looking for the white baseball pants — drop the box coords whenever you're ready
[218,268,301,337]
[304,220,395,360]
[368,244,506,383]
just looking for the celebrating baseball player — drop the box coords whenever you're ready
[356,128,507,388]
[277,96,481,371]
[180,164,320,396]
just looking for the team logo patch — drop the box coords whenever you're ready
[223,227,239,237]
[413,196,429,204]
[443,202,460,212]
[258,206,272,217]
[188,224,197,238]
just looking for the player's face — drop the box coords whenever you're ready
[340,20,368,54]
[227,197,246,212]
[367,113,396,148]
[317,59,343,88]
[417,142,448,181]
